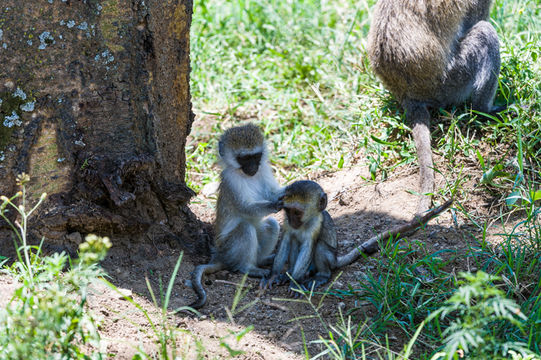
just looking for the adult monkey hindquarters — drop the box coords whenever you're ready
[367,0,502,215]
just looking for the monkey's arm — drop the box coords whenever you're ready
[271,232,291,275]
[221,181,283,217]
[287,240,299,274]
[320,211,337,249]
[289,233,315,282]
[285,234,316,295]
[270,185,286,201]
[236,198,283,217]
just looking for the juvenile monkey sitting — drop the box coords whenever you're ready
[261,180,453,295]
[261,180,340,292]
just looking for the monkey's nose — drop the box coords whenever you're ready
[242,164,259,176]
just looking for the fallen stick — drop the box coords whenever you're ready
[337,199,453,267]
[261,300,289,312]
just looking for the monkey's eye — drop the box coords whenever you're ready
[237,153,262,166]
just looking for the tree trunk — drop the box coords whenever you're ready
[0,0,203,251]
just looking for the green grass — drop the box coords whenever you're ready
[0,176,109,359]
[188,0,413,189]
[189,0,541,358]
[188,0,540,194]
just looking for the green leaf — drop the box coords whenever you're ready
[337,154,344,169]
[530,190,541,202]
[506,191,523,206]
[220,341,244,357]
[235,325,254,341]
[480,164,510,185]
[476,149,485,169]
[370,134,396,146]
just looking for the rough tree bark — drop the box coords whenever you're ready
[0,0,203,251]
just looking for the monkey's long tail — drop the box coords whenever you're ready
[189,262,225,309]
[336,199,453,268]
[407,101,434,216]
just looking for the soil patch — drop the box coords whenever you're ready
[0,160,519,358]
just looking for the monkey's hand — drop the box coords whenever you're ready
[260,273,288,290]
[270,198,284,213]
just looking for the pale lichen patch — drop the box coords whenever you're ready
[99,0,125,52]
[27,123,71,200]
[169,3,187,40]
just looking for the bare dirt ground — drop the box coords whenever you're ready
[0,155,518,359]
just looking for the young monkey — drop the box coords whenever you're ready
[261,180,451,293]
[190,123,283,308]
[261,180,338,292]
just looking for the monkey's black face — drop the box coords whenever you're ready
[237,152,262,176]
[285,207,304,229]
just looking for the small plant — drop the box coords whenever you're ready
[428,271,533,360]
[1,173,46,283]
[0,174,110,359]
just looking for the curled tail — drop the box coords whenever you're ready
[190,262,224,309]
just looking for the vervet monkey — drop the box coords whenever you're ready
[261,180,452,293]
[367,0,502,215]
[190,123,283,309]
[261,180,337,292]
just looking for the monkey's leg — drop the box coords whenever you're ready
[258,254,275,267]
[219,221,270,277]
[405,101,434,216]
[256,217,280,263]
[260,232,291,289]
[447,21,501,113]
[243,266,270,278]
[470,22,501,113]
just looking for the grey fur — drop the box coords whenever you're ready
[190,124,283,309]
[368,0,501,215]
[262,181,338,292]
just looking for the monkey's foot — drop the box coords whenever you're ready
[476,104,516,122]
[288,282,308,298]
[491,104,508,113]
[302,276,329,291]
[260,273,288,290]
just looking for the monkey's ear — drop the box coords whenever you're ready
[218,140,225,157]
[319,192,328,211]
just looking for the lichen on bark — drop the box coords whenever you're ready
[0,0,202,251]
